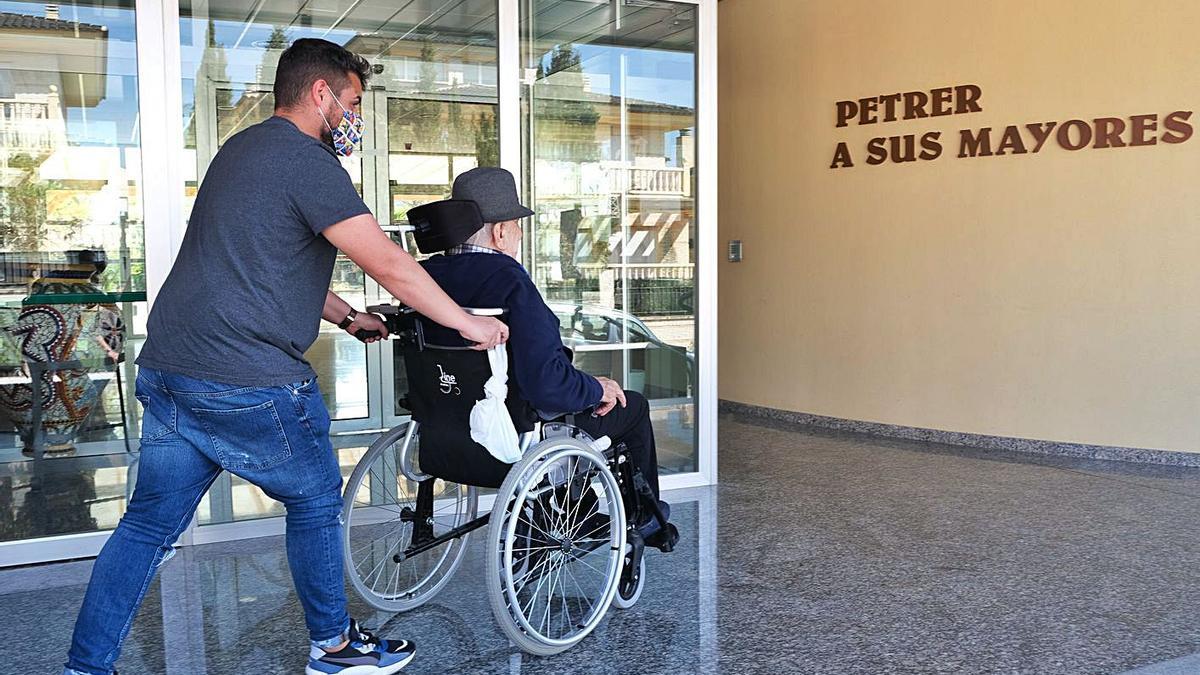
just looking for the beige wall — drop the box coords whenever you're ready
[718,0,1200,452]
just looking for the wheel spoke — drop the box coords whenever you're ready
[563,563,596,616]
[351,528,407,560]
[542,554,561,636]
[565,550,609,579]
[511,543,558,553]
[513,549,555,593]
[521,555,555,620]
[516,512,558,543]
[563,465,592,535]
[366,466,406,505]
[364,541,398,592]
[572,518,610,542]
[566,502,602,540]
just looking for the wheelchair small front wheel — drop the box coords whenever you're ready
[343,423,477,613]
[486,438,626,655]
[612,548,646,610]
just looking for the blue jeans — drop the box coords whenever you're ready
[64,368,349,675]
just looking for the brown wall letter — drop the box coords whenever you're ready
[904,91,930,120]
[866,137,888,165]
[1162,111,1194,144]
[890,135,917,163]
[995,125,1028,155]
[920,131,943,160]
[1128,114,1158,146]
[858,97,880,125]
[1057,120,1093,151]
[954,84,983,114]
[1025,121,1058,152]
[880,93,903,123]
[1093,117,1127,149]
[958,127,994,157]
[830,142,854,169]
[836,100,858,128]
[931,87,954,117]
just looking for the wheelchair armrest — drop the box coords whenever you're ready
[462,307,505,317]
[541,421,611,455]
[378,224,417,234]
[366,304,506,345]
[367,304,504,318]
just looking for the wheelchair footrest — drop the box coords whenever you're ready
[644,522,679,553]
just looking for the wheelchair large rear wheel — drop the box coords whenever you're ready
[343,423,477,612]
[486,438,625,655]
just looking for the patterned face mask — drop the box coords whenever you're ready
[319,90,363,157]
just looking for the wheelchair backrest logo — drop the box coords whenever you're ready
[436,364,461,396]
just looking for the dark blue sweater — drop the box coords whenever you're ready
[420,252,603,414]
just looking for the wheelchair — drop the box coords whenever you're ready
[340,200,678,655]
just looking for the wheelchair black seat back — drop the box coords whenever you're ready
[395,311,537,488]
[394,197,543,487]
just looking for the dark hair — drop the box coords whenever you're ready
[273,38,370,110]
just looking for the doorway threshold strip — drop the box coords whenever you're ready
[719,400,1200,468]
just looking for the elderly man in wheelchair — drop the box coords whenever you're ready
[340,167,678,657]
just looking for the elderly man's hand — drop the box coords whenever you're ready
[461,316,509,350]
[594,376,626,417]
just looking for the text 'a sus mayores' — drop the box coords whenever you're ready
[828,84,1193,169]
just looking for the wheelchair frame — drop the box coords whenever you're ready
[341,304,677,655]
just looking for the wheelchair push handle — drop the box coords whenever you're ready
[365,303,505,319]
[364,303,507,345]
[353,327,383,341]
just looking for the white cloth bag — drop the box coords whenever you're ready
[469,346,521,464]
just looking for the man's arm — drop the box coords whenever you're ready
[322,214,507,349]
[322,290,353,325]
[323,290,389,343]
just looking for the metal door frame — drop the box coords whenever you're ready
[0,0,717,566]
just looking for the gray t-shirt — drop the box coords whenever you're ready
[137,116,370,386]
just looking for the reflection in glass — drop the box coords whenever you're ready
[0,0,147,542]
[387,97,498,227]
[521,0,698,473]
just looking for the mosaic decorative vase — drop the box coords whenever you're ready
[0,278,125,455]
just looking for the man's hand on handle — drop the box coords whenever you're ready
[346,312,388,343]
[460,315,509,350]
[594,376,627,417]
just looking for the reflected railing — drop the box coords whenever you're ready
[0,97,64,156]
[604,165,691,197]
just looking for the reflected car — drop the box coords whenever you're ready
[548,302,695,401]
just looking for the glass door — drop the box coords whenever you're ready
[178,0,500,526]
[0,0,149,552]
[519,0,699,475]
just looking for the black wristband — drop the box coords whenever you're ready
[337,309,358,330]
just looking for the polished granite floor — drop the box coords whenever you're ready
[6,413,1200,674]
